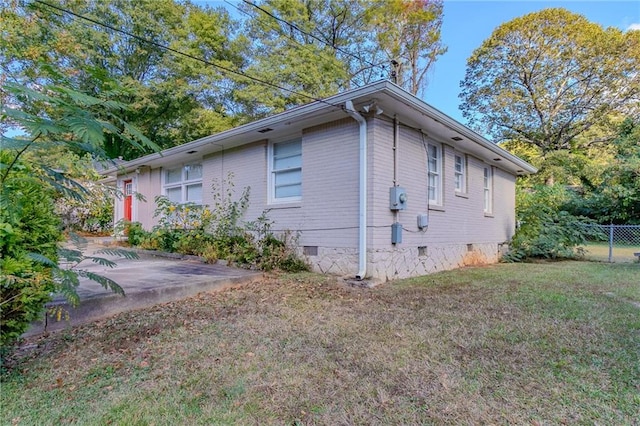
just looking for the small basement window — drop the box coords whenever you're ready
[303,246,318,256]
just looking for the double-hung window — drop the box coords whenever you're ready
[454,154,466,193]
[483,166,493,214]
[164,163,203,204]
[427,143,442,205]
[270,139,302,203]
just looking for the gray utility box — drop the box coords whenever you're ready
[417,214,429,229]
[391,222,402,244]
[389,186,407,210]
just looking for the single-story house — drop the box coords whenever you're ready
[101,80,536,281]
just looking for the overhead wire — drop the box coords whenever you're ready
[32,0,345,110]
[239,0,388,75]
[223,0,353,85]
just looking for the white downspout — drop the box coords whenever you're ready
[345,100,367,279]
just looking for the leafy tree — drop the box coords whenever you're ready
[500,131,617,188]
[365,0,446,96]
[234,0,360,117]
[18,146,117,234]
[564,120,640,224]
[1,0,243,159]
[235,0,446,116]
[460,8,639,158]
[0,77,149,347]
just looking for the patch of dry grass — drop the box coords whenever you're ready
[584,242,640,263]
[2,262,639,425]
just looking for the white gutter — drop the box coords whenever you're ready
[345,100,367,280]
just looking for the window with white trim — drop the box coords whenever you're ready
[269,138,302,203]
[427,143,442,205]
[454,154,466,193]
[483,166,493,214]
[164,163,202,204]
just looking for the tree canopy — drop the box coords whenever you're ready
[2,0,447,159]
[365,0,446,97]
[1,0,244,159]
[459,8,640,154]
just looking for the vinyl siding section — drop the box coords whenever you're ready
[296,118,359,248]
[201,141,268,220]
[369,117,516,250]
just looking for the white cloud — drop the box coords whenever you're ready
[627,23,640,31]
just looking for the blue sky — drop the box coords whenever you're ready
[425,1,640,123]
[209,0,639,124]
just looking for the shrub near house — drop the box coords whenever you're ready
[125,176,308,272]
[0,157,62,346]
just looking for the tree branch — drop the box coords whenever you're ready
[0,132,41,185]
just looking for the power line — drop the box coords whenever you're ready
[240,0,386,74]
[224,0,344,73]
[225,0,382,88]
[32,0,343,110]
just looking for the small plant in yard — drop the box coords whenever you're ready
[258,231,308,272]
[208,173,250,240]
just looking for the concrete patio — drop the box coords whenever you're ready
[25,240,262,336]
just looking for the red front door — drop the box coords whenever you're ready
[123,180,133,221]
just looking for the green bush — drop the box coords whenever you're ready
[0,159,62,346]
[55,180,114,234]
[124,221,148,246]
[127,183,309,273]
[505,185,599,261]
[172,230,215,256]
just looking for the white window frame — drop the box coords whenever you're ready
[427,143,442,206]
[483,166,493,214]
[454,154,467,193]
[163,163,203,205]
[268,138,302,204]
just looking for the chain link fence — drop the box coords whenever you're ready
[580,224,640,263]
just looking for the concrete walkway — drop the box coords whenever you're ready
[25,240,262,336]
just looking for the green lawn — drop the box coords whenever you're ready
[2,262,639,425]
[583,242,640,263]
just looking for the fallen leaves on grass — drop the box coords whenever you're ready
[2,264,639,425]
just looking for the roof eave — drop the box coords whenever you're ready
[380,83,538,174]
[100,80,536,177]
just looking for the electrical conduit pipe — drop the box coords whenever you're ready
[345,100,367,279]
